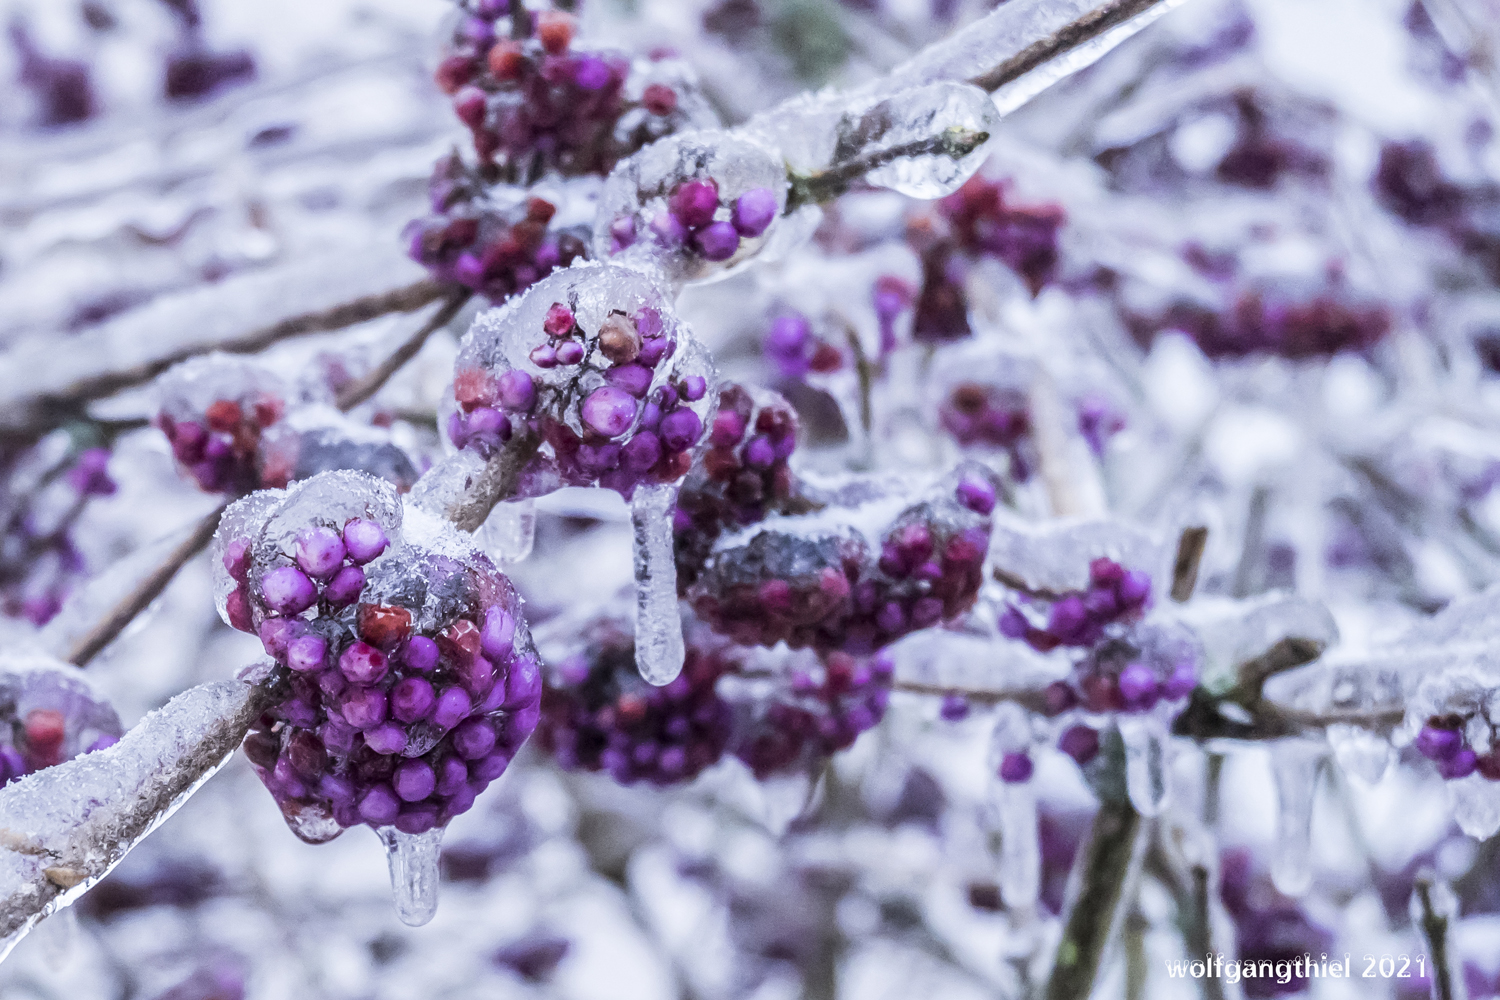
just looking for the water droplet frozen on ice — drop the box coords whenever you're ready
[1269,740,1322,897]
[631,482,685,685]
[379,826,444,927]
[1326,723,1393,785]
[1447,774,1500,840]
[480,498,537,563]
[1118,711,1170,817]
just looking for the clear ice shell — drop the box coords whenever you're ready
[752,82,1000,201]
[1447,774,1500,840]
[1269,740,1323,897]
[1118,711,1171,817]
[631,482,685,686]
[988,512,1167,597]
[593,130,789,284]
[379,826,444,927]
[1326,723,1394,786]
[479,498,537,564]
[0,653,124,763]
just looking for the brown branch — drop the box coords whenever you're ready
[68,503,229,667]
[27,279,451,431]
[968,0,1171,93]
[335,288,472,412]
[992,565,1069,601]
[1170,526,1208,603]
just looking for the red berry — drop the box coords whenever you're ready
[536,12,575,54]
[641,83,677,115]
[435,54,477,94]
[25,709,66,768]
[487,40,526,80]
[205,399,243,432]
[358,604,413,649]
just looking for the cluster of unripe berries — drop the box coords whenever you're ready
[434,5,689,177]
[688,472,997,655]
[229,518,540,838]
[450,301,709,496]
[1414,716,1500,781]
[910,174,1067,342]
[608,177,778,263]
[673,384,800,590]
[406,156,589,302]
[158,392,289,494]
[537,623,734,786]
[999,558,1152,653]
[939,381,1034,477]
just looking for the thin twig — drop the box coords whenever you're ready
[1170,526,1208,603]
[968,0,1171,93]
[785,127,990,210]
[27,279,450,432]
[336,288,473,411]
[68,503,229,667]
[1046,796,1145,1000]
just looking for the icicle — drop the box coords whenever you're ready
[480,498,537,564]
[753,767,821,835]
[1117,713,1170,817]
[988,704,1041,907]
[39,907,77,969]
[1269,741,1322,897]
[1447,773,1500,839]
[631,482,685,686]
[379,826,444,927]
[996,776,1040,908]
[1326,723,1393,786]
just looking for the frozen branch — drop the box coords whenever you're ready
[335,288,474,412]
[0,666,286,961]
[1412,872,1463,1000]
[1170,526,1209,603]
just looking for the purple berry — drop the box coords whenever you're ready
[339,641,389,685]
[401,635,440,672]
[1416,724,1463,762]
[659,408,703,451]
[731,187,777,238]
[223,539,251,582]
[342,519,389,564]
[295,527,346,579]
[394,760,437,801]
[955,477,996,515]
[555,340,585,365]
[496,370,536,411]
[940,694,970,721]
[434,686,472,730]
[572,55,611,90]
[999,751,1034,783]
[1058,725,1100,765]
[364,723,408,755]
[692,221,741,261]
[286,634,328,673]
[261,567,317,616]
[453,719,498,759]
[1117,662,1159,709]
[669,179,719,229]
[604,363,654,397]
[391,677,436,723]
[324,565,366,606]
[622,431,663,472]
[581,386,638,437]
[481,606,515,662]
[341,687,388,730]
[358,784,401,825]
[1441,748,1479,780]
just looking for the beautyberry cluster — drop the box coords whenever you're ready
[673,383,802,590]
[1414,715,1500,781]
[1374,140,1500,286]
[435,5,700,178]
[608,176,778,263]
[0,658,123,787]
[999,558,1152,653]
[939,381,1034,477]
[157,361,291,494]
[1140,289,1392,360]
[688,466,998,654]
[450,265,716,499]
[908,172,1067,342]
[536,619,734,786]
[219,473,540,841]
[731,649,893,779]
[405,153,589,302]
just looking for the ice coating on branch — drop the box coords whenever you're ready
[1118,711,1171,816]
[1269,740,1322,897]
[687,463,999,654]
[0,655,123,785]
[594,130,789,283]
[442,262,719,516]
[632,482,686,685]
[988,514,1167,597]
[755,82,999,202]
[0,670,275,961]
[208,472,540,887]
[1184,593,1339,695]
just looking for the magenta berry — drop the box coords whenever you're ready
[295,527,346,579]
[342,519,388,564]
[261,567,317,616]
[999,751,1034,783]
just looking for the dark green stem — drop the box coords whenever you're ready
[785,127,990,211]
[1414,874,1462,1000]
